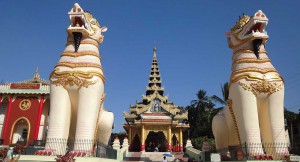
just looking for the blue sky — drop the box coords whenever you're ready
[0,1,299,133]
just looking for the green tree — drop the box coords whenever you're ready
[187,84,229,140]
[209,82,229,118]
[284,108,298,123]
[211,82,229,108]
[187,89,216,138]
[191,136,215,150]
[191,90,211,111]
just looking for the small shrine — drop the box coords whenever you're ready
[0,69,50,145]
[123,48,189,152]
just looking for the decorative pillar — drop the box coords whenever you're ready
[168,125,172,151]
[34,96,45,140]
[112,136,120,151]
[128,126,132,144]
[2,95,13,144]
[179,127,183,152]
[140,124,145,151]
[185,138,193,149]
[122,137,129,150]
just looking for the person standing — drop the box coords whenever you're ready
[162,156,167,162]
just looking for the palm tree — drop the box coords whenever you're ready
[191,90,211,111]
[211,82,229,109]
[188,89,216,138]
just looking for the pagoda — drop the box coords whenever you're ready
[123,48,189,152]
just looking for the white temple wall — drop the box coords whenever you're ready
[38,125,44,140]
[12,123,28,143]
[0,103,7,124]
[0,103,8,138]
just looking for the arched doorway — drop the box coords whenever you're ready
[130,134,141,152]
[172,134,180,152]
[11,118,30,144]
[145,131,167,152]
[172,134,178,146]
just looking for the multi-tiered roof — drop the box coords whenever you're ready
[0,68,50,95]
[123,48,188,125]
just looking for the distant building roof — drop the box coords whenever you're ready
[0,68,50,95]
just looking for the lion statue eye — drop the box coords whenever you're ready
[90,20,96,25]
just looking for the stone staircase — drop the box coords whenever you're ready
[173,152,189,162]
[123,152,189,162]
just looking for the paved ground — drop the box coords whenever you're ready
[123,152,188,162]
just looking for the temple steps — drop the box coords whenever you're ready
[123,152,188,162]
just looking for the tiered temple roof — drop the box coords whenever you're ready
[17,68,50,85]
[123,48,188,127]
[0,68,50,94]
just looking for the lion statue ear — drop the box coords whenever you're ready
[226,32,233,48]
[101,26,108,33]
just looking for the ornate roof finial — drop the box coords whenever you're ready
[153,47,157,58]
[33,68,41,81]
[15,68,50,85]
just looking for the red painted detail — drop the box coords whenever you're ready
[75,17,84,26]
[140,144,145,151]
[34,96,44,139]
[259,155,264,160]
[180,145,183,152]
[269,155,273,160]
[2,96,13,144]
[3,96,41,144]
[174,145,178,152]
[142,119,171,122]
[10,83,40,89]
[143,112,169,116]
[168,143,172,150]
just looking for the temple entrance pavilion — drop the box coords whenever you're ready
[123,48,189,152]
[145,131,167,152]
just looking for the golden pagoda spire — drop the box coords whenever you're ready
[146,47,164,96]
[33,67,41,81]
[16,67,50,85]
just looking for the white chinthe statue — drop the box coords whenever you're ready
[212,10,288,159]
[45,3,114,155]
